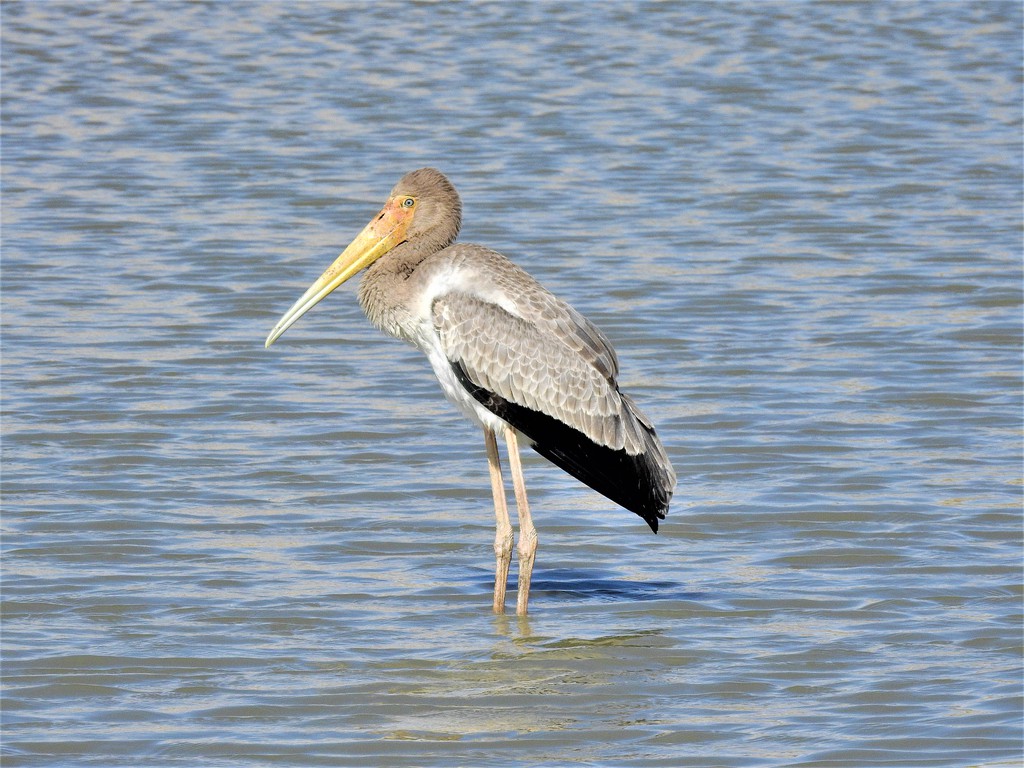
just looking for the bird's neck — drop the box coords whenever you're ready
[357,240,435,341]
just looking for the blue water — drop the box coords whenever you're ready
[2,2,1021,766]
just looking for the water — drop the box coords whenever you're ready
[2,2,1021,766]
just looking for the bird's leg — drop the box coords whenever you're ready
[504,429,537,615]
[485,428,513,614]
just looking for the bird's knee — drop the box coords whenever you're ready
[517,529,538,561]
[494,526,514,559]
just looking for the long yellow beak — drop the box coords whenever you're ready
[265,198,413,348]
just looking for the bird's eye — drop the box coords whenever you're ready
[402,197,415,208]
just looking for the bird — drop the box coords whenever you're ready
[265,168,675,615]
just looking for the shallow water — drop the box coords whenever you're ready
[2,2,1021,766]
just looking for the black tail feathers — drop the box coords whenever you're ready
[451,362,673,531]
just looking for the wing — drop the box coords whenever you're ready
[432,291,642,453]
[434,245,622,385]
[423,246,674,529]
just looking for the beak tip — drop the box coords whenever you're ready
[265,216,383,352]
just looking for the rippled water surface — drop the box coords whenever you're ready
[2,2,1022,766]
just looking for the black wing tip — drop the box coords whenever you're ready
[450,359,676,531]
[637,496,670,533]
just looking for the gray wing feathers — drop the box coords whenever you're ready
[433,291,647,454]
[440,246,620,381]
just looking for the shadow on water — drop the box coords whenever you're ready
[472,567,705,603]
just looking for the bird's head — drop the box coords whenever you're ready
[265,168,461,347]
